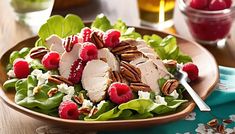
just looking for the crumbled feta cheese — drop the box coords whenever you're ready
[169,90,179,99]
[82,99,93,108]
[31,69,51,86]
[138,91,150,99]
[97,100,106,110]
[57,83,75,101]
[155,95,167,105]
[25,55,33,63]
[7,70,15,77]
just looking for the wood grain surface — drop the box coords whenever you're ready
[0,0,234,133]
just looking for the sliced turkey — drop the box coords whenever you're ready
[59,44,81,79]
[46,34,63,48]
[98,48,119,71]
[82,60,111,102]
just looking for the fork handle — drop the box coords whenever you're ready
[180,80,211,112]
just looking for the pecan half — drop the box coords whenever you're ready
[120,50,143,62]
[216,125,225,133]
[63,35,78,52]
[161,79,179,95]
[163,60,177,68]
[30,47,49,59]
[79,107,91,116]
[110,71,124,83]
[130,83,151,92]
[120,61,141,83]
[223,119,233,124]
[91,32,104,49]
[47,88,58,97]
[48,75,73,86]
[73,93,84,105]
[207,119,218,127]
[111,41,137,55]
[88,106,98,117]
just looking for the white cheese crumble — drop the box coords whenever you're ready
[169,90,179,99]
[7,70,15,78]
[31,69,51,86]
[155,95,167,105]
[82,99,93,108]
[57,83,75,101]
[97,100,106,110]
[138,91,150,99]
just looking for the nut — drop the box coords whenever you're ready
[223,119,232,124]
[111,41,137,55]
[33,86,41,95]
[120,61,141,83]
[63,35,78,52]
[91,32,104,49]
[120,50,143,62]
[88,106,98,117]
[47,88,58,97]
[73,93,84,105]
[163,60,177,68]
[207,119,218,127]
[130,83,151,92]
[161,79,179,95]
[79,107,91,116]
[30,47,49,59]
[216,125,225,133]
[48,75,73,86]
[110,71,125,83]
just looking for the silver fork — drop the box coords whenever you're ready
[174,67,211,112]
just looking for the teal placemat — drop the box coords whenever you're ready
[100,66,235,134]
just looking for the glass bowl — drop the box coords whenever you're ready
[178,0,235,45]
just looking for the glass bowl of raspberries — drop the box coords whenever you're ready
[178,0,235,45]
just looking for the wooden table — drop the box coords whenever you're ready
[0,0,235,133]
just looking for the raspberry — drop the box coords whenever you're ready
[209,0,227,10]
[108,82,133,104]
[80,27,92,42]
[79,42,98,62]
[13,58,30,78]
[189,0,208,9]
[63,35,80,52]
[58,101,79,120]
[182,63,199,81]
[41,51,60,70]
[103,29,121,48]
[68,59,85,84]
[224,0,232,8]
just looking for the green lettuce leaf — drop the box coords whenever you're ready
[91,14,112,32]
[36,14,84,47]
[3,78,19,90]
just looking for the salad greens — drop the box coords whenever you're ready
[3,14,192,121]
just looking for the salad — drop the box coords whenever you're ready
[3,14,199,121]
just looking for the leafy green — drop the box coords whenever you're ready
[19,47,30,58]
[9,51,20,64]
[151,100,187,114]
[36,14,84,47]
[158,78,167,89]
[15,75,64,111]
[91,14,112,32]
[30,59,46,70]
[125,113,154,119]
[3,78,19,90]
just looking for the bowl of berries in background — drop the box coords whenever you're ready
[178,0,235,45]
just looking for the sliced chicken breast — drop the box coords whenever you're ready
[98,48,119,71]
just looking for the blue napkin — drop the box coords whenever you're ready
[100,66,235,134]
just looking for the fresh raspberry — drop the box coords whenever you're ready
[79,42,98,62]
[80,27,92,42]
[182,63,199,81]
[68,59,85,84]
[209,0,227,10]
[41,51,60,70]
[224,0,232,8]
[13,58,30,78]
[103,29,121,48]
[108,82,133,104]
[63,35,80,52]
[58,101,79,120]
[189,0,208,9]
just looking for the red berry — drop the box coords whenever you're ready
[182,63,199,81]
[103,29,121,48]
[108,82,133,104]
[209,0,227,10]
[59,101,79,120]
[189,0,208,9]
[41,51,60,70]
[13,58,30,78]
[63,35,80,52]
[68,59,85,84]
[79,42,98,62]
[224,0,232,8]
[80,27,92,42]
